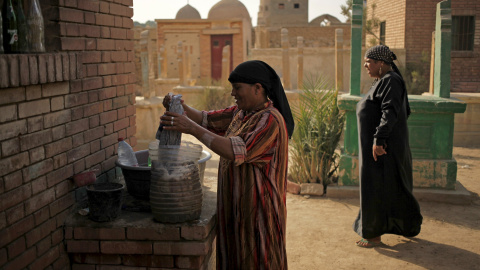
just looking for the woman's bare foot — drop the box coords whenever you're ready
[356,236,382,248]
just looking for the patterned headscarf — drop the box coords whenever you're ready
[365,45,397,64]
[228,60,294,139]
[365,45,403,79]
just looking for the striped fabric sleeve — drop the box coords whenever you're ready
[231,112,280,167]
[203,106,237,136]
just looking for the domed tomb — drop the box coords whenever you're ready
[208,0,251,22]
[176,3,201,20]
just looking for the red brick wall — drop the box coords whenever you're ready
[450,3,480,92]
[365,0,406,49]
[0,0,135,269]
[369,0,480,93]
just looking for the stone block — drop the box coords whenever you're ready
[3,171,23,191]
[27,116,43,133]
[43,82,70,97]
[2,138,20,157]
[65,118,89,136]
[38,54,48,84]
[287,180,301,194]
[0,120,27,141]
[45,137,73,158]
[28,56,38,85]
[59,7,84,23]
[66,240,100,253]
[69,53,77,80]
[101,241,152,254]
[62,53,70,80]
[47,54,56,83]
[65,92,89,108]
[0,104,17,123]
[300,183,324,196]
[122,255,174,268]
[29,146,45,163]
[20,130,52,152]
[31,176,47,195]
[66,144,90,163]
[18,99,50,119]
[19,55,30,86]
[55,54,63,81]
[126,227,180,241]
[8,55,19,87]
[26,85,41,101]
[22,159,54,183]
[82,77,103,91]
[0,56,9,88]
[51,97,65,111]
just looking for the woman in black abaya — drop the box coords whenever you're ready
[354,45,423,248]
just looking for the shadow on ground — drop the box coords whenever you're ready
[376,238,480,270]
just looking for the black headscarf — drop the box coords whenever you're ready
[228,60,295,139]
[365,45,403,79]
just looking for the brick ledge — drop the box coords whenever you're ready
[0,53,84,89]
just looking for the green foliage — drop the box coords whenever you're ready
[289,74,345,190]
[400,51,430,95]
[194,79,235,111]
[341,0,382,47]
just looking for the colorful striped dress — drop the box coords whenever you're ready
[202,101,289,270]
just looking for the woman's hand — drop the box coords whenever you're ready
[372,144,387,161]
[160,111,197,135]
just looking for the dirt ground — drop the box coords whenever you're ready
[196,133,480,270]
[285,146,480,270]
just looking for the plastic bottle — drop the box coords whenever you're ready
[117,138,138,166]
[3,0,18,53]
[14,0,28,53]
[27,0,45,52]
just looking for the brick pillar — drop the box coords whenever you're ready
[281,28,291,90]
[335,29,344,93]
[433,0,452,98]
[350,0,363,96]
[296,36,304,90]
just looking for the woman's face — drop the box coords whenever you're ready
[231,82,263,112]
[364,58,382,78]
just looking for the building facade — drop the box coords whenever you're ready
[365,0,480,93]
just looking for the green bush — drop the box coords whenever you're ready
[289,74,345,191]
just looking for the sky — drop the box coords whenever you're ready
[132,0,347,26]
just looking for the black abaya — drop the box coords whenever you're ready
[353,71,422,239]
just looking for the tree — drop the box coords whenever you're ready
[340,0,382,46]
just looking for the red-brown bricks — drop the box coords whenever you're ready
[1,0,136,269]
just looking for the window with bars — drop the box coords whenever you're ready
[452,16,475,51]
[380,21,386,45]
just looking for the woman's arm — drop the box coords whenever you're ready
[161,111,234,160]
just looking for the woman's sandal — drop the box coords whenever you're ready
[356,238,384,248]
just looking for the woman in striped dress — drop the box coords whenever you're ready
[161,60,294,269]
